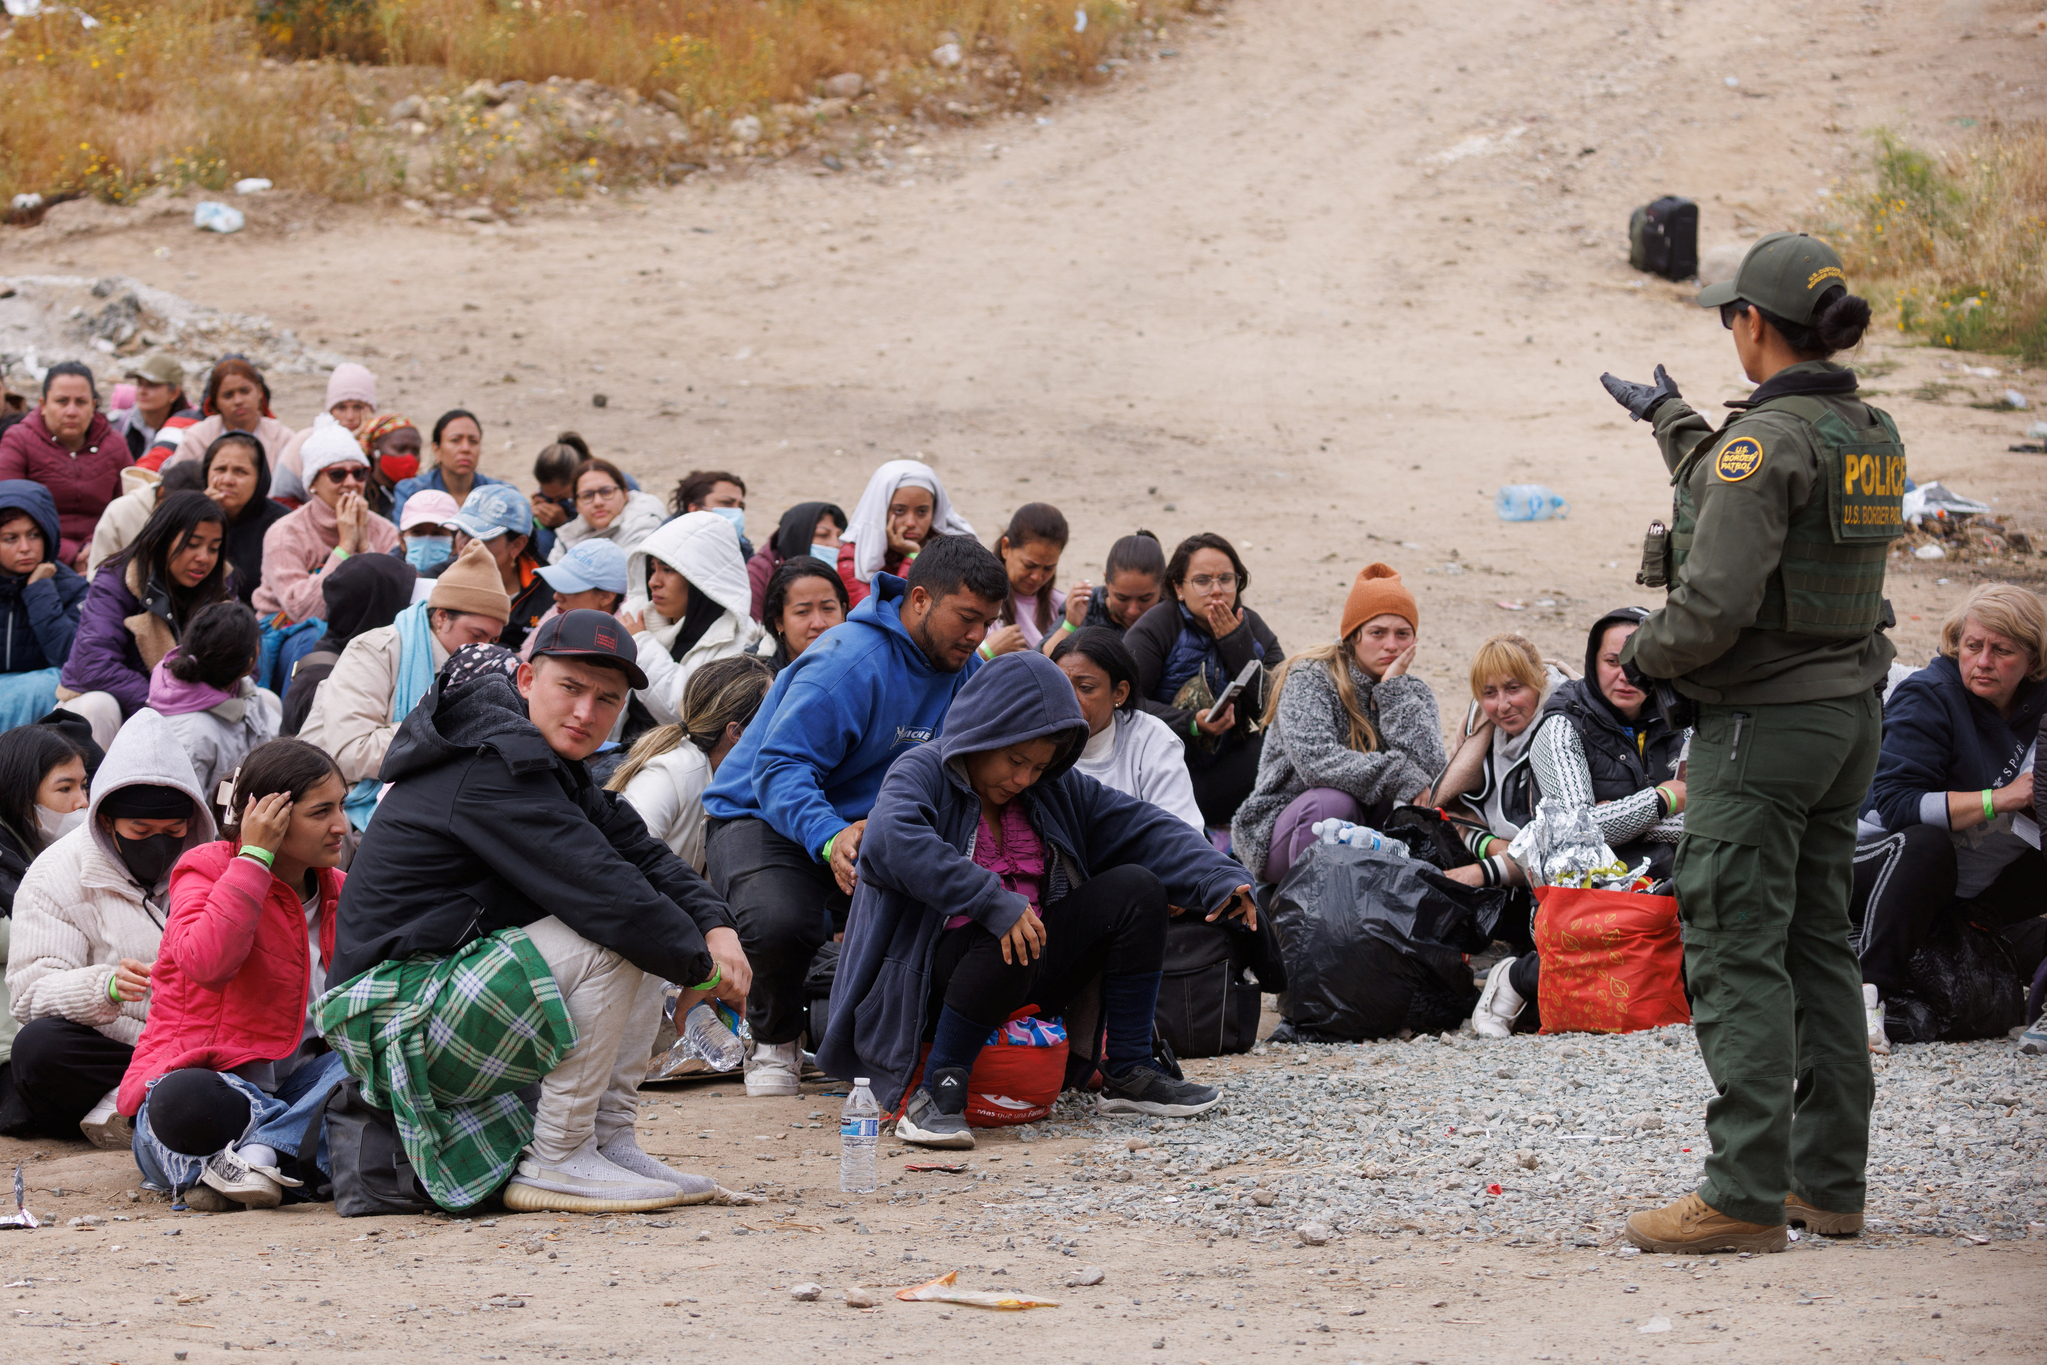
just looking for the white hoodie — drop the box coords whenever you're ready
[6,711,217,1045]
[624,511,763,725]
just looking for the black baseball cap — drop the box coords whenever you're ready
[528,609,648,689]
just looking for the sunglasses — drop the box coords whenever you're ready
[323,465,370,485]
[1718,301,1750,330]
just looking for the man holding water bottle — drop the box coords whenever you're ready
[1597,233,1903,1255]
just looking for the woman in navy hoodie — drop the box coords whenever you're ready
[1857,583,2047,1050]
[819,650,1256,1150]
[0,480,89,730]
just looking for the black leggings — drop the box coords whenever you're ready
[1851,825,2047,998]
[1187,732,1264,830]
[3,1018,131,1139]
[705,816,850,1046]
[926,864,1169,1031]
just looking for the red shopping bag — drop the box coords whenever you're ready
[893,1008,1069,1128]
[1532,886,1690,1034]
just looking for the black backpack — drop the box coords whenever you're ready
[324,1077,438,1217]
[1628,196,1699,281]
[1152,916,1263,1060]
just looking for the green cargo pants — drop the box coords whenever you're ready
[1673,690,1879,1226]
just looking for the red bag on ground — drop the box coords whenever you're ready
[1532,886,1690,1034]
[893,1009,1069,1128]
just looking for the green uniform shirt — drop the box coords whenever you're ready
[1624,361,1897,706]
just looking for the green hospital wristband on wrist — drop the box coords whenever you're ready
[690,966,721,993]
[1984,788,1997,822]
[1059,619,1077,635]
[108,974,121,1003]
[821,834,836,862]
[241,845,275,868]
[332,549,351,562]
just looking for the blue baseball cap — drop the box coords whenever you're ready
[452,483,533,542]
[537,537,629,595]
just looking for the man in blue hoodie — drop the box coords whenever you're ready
[0,480,89,730]
[703,534,1009,1096]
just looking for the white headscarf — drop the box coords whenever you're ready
[841,459,974,584]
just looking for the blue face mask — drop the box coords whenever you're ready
[707,506,747,537]
[405,535,451,573]
[809,542,839,562]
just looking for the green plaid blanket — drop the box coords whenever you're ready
[316,928,577,1211]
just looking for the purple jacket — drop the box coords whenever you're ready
[145,651,237,717]
[58,560,167,717]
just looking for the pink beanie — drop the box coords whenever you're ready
[325,362,376,411]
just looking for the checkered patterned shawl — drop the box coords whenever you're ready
[316,927,577,1211]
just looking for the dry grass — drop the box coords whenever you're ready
[1820,127,2047,361]
[1,0,1191,209]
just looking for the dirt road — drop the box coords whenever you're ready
[4,0,2046,1358]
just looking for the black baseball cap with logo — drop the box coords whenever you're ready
[529,608,648,689]
[1696,231,1849,326]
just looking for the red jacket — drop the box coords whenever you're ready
[0,410,132,565]
[117,842,344,1115]
[836,540,909,610]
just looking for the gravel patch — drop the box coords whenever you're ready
[933,1027,2047,1249]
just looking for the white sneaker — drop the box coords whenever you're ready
[2018,1018,2047,1056]
[200,1143,302,1209]
[744,1039,802,1097]
[504,1137,688,1213]
[596,1133,718,1202]
[78,1088,133,1151]
[1864,984,1890,1055]
[1472,958,1525,1039]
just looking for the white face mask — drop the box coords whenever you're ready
[36,803,85,842]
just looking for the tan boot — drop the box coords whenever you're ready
[1785,1191,1863,1236]
[1624,1192,1787,1254]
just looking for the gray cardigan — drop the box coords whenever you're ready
[1230,656,1446,880]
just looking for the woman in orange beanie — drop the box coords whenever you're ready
[1229,563,1445,883]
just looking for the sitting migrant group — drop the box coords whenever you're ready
[0,341,2039,1224]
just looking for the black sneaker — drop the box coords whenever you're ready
[1096,1064,1222,1117]
[895,1066,974,1149]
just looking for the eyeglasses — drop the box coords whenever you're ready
[1186,573,1239,591]
[576,485,624,505]
[1719,301,1750,330]
[323,466,369,485]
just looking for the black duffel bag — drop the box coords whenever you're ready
[1270,843,1507,1042]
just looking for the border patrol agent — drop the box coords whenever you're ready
[1598,232,1903,1254]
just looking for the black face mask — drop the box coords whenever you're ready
[114,832,182,886]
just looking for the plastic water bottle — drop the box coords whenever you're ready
[1496,484,1569,522]
[1312,817,1389,852]
[192,201,245,234]
[680,1001,746,1071]
[840,1079,880,1193]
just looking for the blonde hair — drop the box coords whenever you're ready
[1468,633,1546,701]
[1939,583,2047,681]
[607,654,774,792]
[1262,640,1380,754]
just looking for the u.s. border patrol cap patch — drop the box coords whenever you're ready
[1714,436,1765,482]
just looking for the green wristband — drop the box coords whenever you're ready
[1984,788,1997,823]
[240,844,275,868]
[108,973,121,1004]
[1059,619,1078,636]
[821,833,836,862]
[332,549,351,562]
[690,966,722,993]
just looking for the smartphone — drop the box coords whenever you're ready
[1206,658,1264,717]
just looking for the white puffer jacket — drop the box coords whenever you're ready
[6,710,217,1045]
[624,512,762,726]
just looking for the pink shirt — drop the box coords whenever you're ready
[946,801,1044,930]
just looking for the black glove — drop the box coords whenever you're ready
[1599,364,1680,422]
[1620,658,1656,694]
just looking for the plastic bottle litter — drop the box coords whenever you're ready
[192,201,244,234]
[840,1079,880,1193]
[680,1000,746,1071]
[1312,818,1392,852]
[1496,484,1569,522]
[10,193,43,212]
[233,177,272,195]
[2004,389,2028,411]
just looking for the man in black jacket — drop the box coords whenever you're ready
[331,612,751,1213]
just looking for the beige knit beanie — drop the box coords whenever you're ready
[429,539,512,624]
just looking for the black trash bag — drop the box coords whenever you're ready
[1379,805,1481,872]
[1270,843,1508,1042]
[1887,921,2026,1044]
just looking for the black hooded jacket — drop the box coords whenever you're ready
[1535,607,1687,807]
[327,667,738,988]
[204,436,290,607]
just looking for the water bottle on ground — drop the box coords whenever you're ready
[1496,484,1569,521]
[840,1078,880,1193]
[680,1001,746,1071]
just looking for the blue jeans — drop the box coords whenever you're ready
[0,667,61,731]
[133,1052,345,1199]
